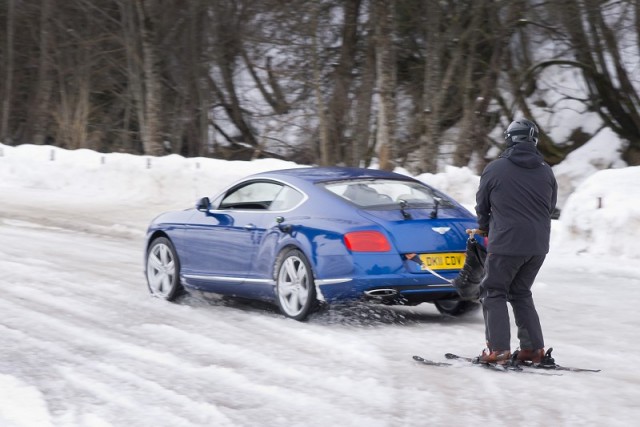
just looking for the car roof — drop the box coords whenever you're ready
[251,167,416,184]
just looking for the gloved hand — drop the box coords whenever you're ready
[466,228,488,237]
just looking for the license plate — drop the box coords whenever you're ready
[419,252,465,270]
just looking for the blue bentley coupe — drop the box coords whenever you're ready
[144,167,481,320]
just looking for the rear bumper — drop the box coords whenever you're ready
[316,272,460,302]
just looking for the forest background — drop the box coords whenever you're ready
[1,0,639,174]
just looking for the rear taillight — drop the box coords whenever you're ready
[344,231,391,252]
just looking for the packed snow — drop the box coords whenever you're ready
[1,141,639,427]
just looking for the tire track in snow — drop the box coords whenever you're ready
[0,224,396,425]
[0,284,397,425]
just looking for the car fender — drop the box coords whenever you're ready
[265,226,319,277]
[146,210,196,255]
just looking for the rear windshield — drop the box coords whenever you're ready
[321,179,452,208]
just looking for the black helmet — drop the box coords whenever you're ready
[504,119,539,147]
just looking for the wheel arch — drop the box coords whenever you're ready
[272,243,312,280]
[270,225,346,282]
[146,230,171,251]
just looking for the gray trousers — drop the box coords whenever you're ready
[480,253,545,351]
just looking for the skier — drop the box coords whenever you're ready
[474,118,558,364]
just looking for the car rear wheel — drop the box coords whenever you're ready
[434,299,480,316]
[275,248,317,321]
[146,237,182,301]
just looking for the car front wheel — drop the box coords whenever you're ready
[434,299,480,316]
[146,237,182,301]
[275,248,317,321]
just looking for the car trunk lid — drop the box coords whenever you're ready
[357,207,476,253]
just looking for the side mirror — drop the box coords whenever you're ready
[196,197,211,212]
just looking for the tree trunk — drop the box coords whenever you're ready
[119,0,143,153]
[25,0,53,146]
[637,0,640,59]
[1,0,15,142]
[374,0,396,171]
[453,3,483,167]
[135,0,164,156]
[311,11,330,166]
[419,0,442,173]
[189,1,208,156]
[326,0,361,165]
[352,16,376,167]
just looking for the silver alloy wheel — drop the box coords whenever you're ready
[277,254,310,317]
[147,241,177,298]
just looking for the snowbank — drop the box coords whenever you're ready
[554,166,640,258]
[0,144,300,208]
[2,142,639,259]
[552,127,627,208]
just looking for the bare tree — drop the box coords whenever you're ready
[453,4,485,167]
[351,8,376,167]
[23,0,54,146]
[374,0,396,171]
[419,0,443,173]
[310,5,332,166]
[2,0,638,168]
[42,1,108,150]
[134,0,164,156]
[324,0,362,165]
[51,44,91,150]
[1,0,15,142]
[513,0,640,164]
[187,1,212,157]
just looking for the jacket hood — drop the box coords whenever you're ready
[500,141,545,169]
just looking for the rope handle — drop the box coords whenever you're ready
[466,228,487,237]
[465,229,487,268]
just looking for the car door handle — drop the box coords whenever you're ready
[243,224,256,230]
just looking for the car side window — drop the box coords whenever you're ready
[219,181,284,210]
[270,185,304,211]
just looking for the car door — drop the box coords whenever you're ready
[181,180,285,286]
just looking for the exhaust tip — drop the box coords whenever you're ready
[364,288,399,301]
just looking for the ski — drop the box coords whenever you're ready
[445,348,600,373]
[414,354,504,371]
[444,353,476,363]
[517,361,600,373]
[443,353,563,376]
[413,354,561,375]
[414,348,597,375]
[412,355,452,367]
[444,353,518,373]
[512,348,601,373]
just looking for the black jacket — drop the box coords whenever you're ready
[475,141,558,256]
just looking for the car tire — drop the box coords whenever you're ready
[434,299,480,316]
[274,248,317,321]
[146,237,182,301]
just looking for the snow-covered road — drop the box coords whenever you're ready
[1,199,639,427]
